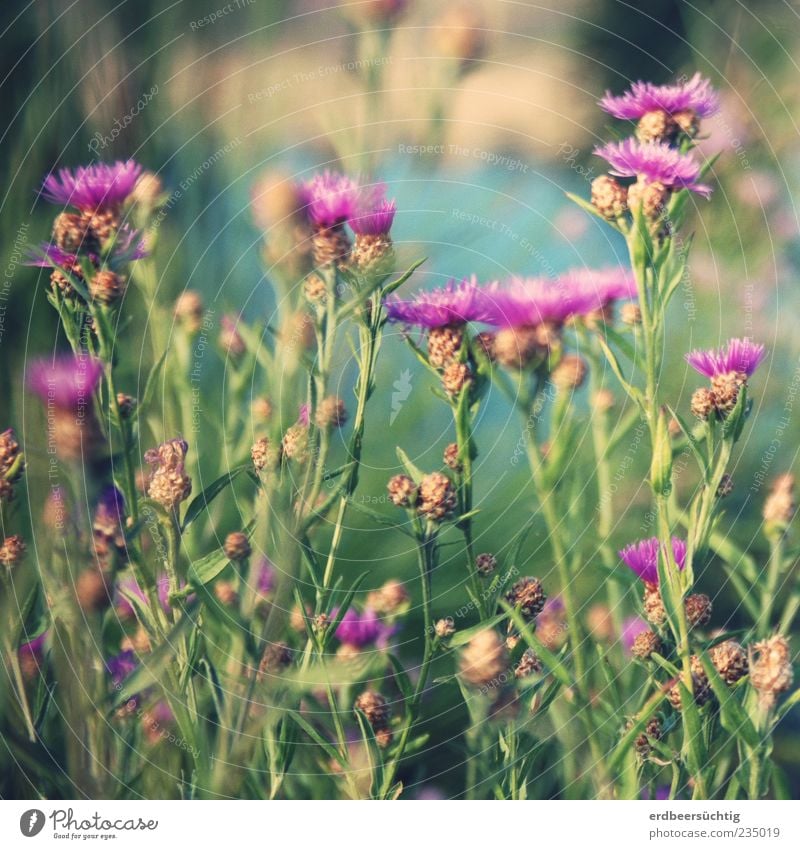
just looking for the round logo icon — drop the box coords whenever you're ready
[19,810,46,837]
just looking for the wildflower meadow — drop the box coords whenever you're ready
[1,0,799,827]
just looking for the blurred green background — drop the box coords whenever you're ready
[2,0,799,794]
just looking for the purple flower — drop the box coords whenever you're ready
[27,228,148,270]
[335,607,395,649]
[299,170,359,228]
[621,616,649,655]
[256,558,276,595]
[19,632,47,663]
[27,354,104,411]
[641,785,672,801]
[600,74,719,120]
[483,268,632,328]
[40,160,143,211]
[594,138,712,198]
[297,403,310,427]
[685,337,766,379]
[349,184,397,236]
[385,276,496,328]
[106,650,137,687]
[619,537,687,585]
[116,573,187,619]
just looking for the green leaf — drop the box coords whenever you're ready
[395,447,426,484]
[182,465,249,531]
[387,654,412,700]
[608,685,669,772]
[596,335,643,407]
[501,602,573,688]
[286,709,346,767]
[187,518,255,586]
[447,613,507,647]
[564,191,622,228]
[697,650,759,747]
[322,572,371,647]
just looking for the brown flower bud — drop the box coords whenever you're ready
[214,580,239,607]
[354,690,392,747]
[75,567,111,613]
[475,552,497,576]
[621,303,642,326]
[116,393,136,418]
[643,581,666,627]
[673,109,700,137]
[515,647,543,679]
[551,354,587,390]
[710,639,748,685]
[387,474,417,508]
[258,642,292,678]
[53,212,95,253]
[763,473,795,525]
[89,269,126,305]
[667,656,712,709]
[418,471,457,521]
[352,233,394,272]
[691,387,715,420]
[251,437,278,472]
[633,716,663,757]
[493,325,541,369]
[427,325,463,368]
[303,273,327,304]
[586,604,613,641]
[224,531,251,562]
[628,179,671,218]
[459,629,508,689]
[174,290,204,333]
[591,389,616,414]
[717,474,733,498]
[591,175,627,219]
[442,361,471,396]
[281,424,309,463]
[367,579,409,615]
[711,371,746,416]
[315,396,348,429]
[252,397,274,421]
[505,576,546,620]
[435,617,456,638]
[443,442,462,472]
[312,225,351,268]
[632,630,662,660]
[685,593,712,629]
[0,534,26,568]
[636,109,677,142]
[749,635,793,709]
[475,331,496,361]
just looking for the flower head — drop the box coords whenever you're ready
[27,354,104,411]
[385,276,495,328]
[40,160,143,211]
[335,607,396,649]
[685,337,766,380]
[299,170,359,229]
[621,616,650,655]
[619,537,687,584]
[600,74,719,121]
[349,184,396,236]
[594,138,712,197]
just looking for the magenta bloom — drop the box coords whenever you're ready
[335,607,395,649]
[256,558,276,595]
[685,337,766,379]
[621,616,649,655]
[619,537,687,585]
[27,354,104,410]
[19,632,47,664]
[600,74,719,120]
[299,170,359,228]
[40,160,143,210]
[594,138,712,198]
[483,267,632,328]
[107,650,137,687]
[385,276,496,328]
[349,184,397,236]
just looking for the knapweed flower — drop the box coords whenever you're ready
[335,607,396,650]
[686,337,766,417]
[27,355,104,460]
[18,632,47,680]
[354,691,393,748]
[299,170,359,266]
[385,276,494,328]
[28,354,104,411]
[349,185,397,271]
[749,635,793,709]
[41,160,143,212]
[600,74,719,141]
[144,437,192,511]
[594,138,711,216]
[619,537,687,585]
[93,485,127,566]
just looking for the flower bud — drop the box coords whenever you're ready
[0,534,26,568]
[749,635,793,710]
[354,690,393,748]
[443,442,462,472]
[631,630,662,660]
[315,396,348,429]
[417,472,456,521]
[174,290,204,333]
[89,269,126,305]
[710,639,748,685]
[505,576,546,620]
[685,593,712,629]
[551,354,587,390]
[667,656,712,709]
[435,617,456,638]
[691,387,715,420]
[591,175,627,219]
[427,325,462,368]
[475,552,497,576]
[459,629,508,689]
[387,474,417,508]
[224,531,251,562]
[515,648,543,679]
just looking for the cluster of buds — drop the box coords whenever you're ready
[687,338,765,421]
[749,635,793,710]
[387,471,457,523]
[632,716,663,758]
[354,691,393,748]
[144,437,192,511]
[0,428,24,503]
[667,655,713,710]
